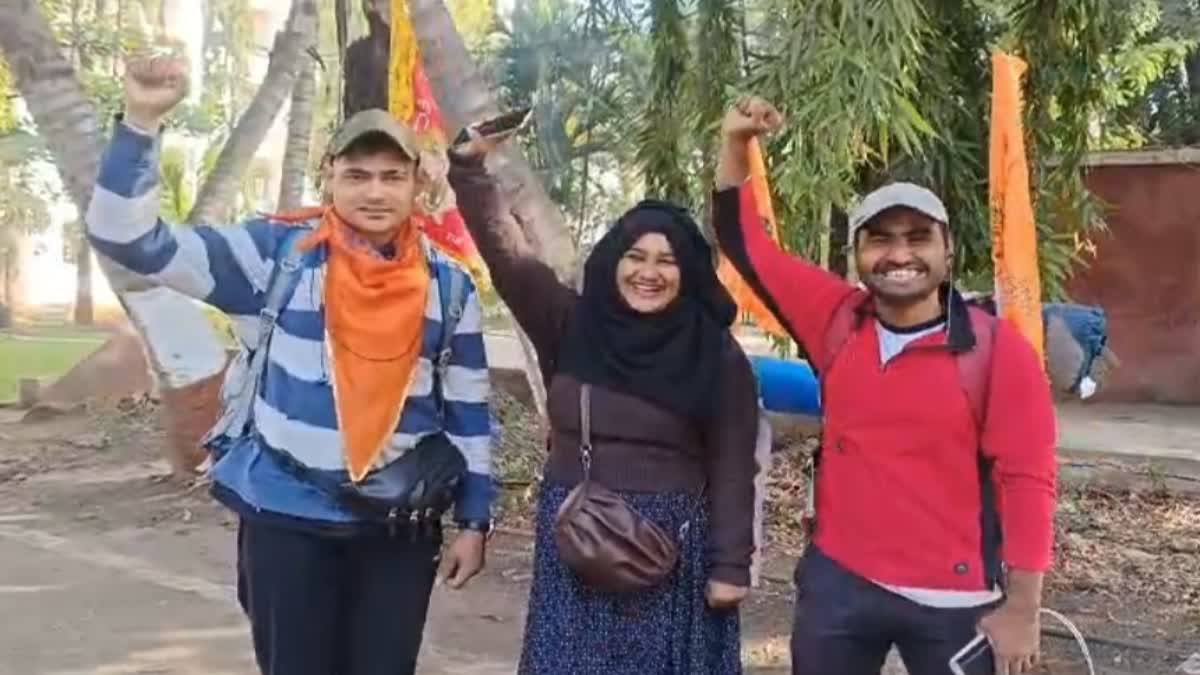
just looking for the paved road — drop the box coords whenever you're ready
[0,513,251,675]
[0,509,523,675]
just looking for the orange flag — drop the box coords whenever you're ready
[717,137,788,338]
[389,0,486,279]
[989,51,1044,366]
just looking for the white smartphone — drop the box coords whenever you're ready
[949,632,992,675]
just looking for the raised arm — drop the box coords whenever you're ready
[702,341,761,595]
[87,120,285,317]
[86,52,283,318]
[446,151,575,362]
[712,98,858,361]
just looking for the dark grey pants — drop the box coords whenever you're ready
[236,518,440,675]
[791,547,996,675]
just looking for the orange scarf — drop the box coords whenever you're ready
[277,207,430,481]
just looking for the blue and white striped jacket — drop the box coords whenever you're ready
[86,121,495,527]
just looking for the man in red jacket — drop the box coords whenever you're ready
[712,97,1057,675]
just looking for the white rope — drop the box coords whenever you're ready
[1040,607,1096,675]
[950,609,1095,675]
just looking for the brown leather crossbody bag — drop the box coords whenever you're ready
[552,383,700,593]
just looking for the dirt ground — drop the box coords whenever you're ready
[0,400,1197,675]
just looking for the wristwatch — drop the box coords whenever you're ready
[456,519,495,539]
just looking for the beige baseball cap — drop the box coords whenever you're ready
[848,182,949,242]
[328,109,420,159]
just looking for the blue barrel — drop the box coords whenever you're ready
[749,355,822,417]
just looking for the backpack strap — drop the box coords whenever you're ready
[819,292,862,375]
[957,304,1003,589]
[205,225,312,443]
[957,305,996,432]
[431,256,468,421]
[805,291,862,534]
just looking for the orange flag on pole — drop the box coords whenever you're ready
[989,51,1044,366]
[388,0,485,278]
[717,137,788,338]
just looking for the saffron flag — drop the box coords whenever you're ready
[718,137,788,338]
[989,51,1044,366]
[388,0,485,278]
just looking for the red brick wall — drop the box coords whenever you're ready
[1068,162,1200,403]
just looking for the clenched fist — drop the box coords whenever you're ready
[122,47,190,133]
[714,95,784,187]
[721,96,784,140]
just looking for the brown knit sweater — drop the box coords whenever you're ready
[448,153,760,586]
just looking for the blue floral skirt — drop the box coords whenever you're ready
[518,483,742,674]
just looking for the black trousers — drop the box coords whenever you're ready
[791,547,996,675]
[236,518,441,675]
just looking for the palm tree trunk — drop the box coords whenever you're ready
[2,248,15,313]
[406,0,581,420]
[0,0,239,476]
[73,238,93,325]
[189,0,320,223]
[278,49,318,210]
[406,0,578,282]
[68,0,95,325]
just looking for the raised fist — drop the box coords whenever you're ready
[721,96,784,140]
[122,48,190,131]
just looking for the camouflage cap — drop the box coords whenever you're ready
[329,109,420,160]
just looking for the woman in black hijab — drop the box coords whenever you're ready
[558,199,737,420]
[450,140,761,675]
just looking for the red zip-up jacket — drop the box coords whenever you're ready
[714,184,1057,590]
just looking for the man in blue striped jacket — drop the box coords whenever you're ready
[87,52,495,675]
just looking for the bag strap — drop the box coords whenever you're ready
[431,258,467,421]
[436,262,466,374]
[206,225,312,443]
[806,292,860,520]
[578,383,593,479]
[959,305,1003,587]
[819,292,862,375]
[577,381,705,539]
[958,306,996,431]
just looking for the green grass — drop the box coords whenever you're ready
[0,333,106,402]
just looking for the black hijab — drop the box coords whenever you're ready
[557,200,737,420]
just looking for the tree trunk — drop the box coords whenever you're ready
[2,248,14,312]
[407,0,581,420]
[0,0,237,476]
[68,0,94,326]
[1187,50,1200,100]
[407,0,578,282]
[74,238,94,324]
[189,0,320,224]
[277,50,318,210]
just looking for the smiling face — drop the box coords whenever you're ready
[855,207,951,309]
[615,232,681,314]
[328,134,419,246]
